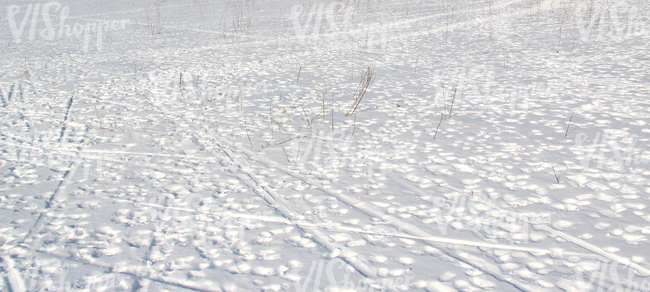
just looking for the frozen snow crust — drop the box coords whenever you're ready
[1,0,650,291]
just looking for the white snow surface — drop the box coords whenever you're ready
[1,0,650,291]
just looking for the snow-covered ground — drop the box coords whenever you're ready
[1,0,650,291]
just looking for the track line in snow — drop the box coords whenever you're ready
[132,91,382,281]
[58,94,75,146]
[535,225,650,277]
[33,250,221,292]
[104,195,598,258]
[442,182,650,277]
[315,186,551,292]
[0,83,8,107]
[211,133,571,291]
[185,122,386,280]
[2,255,26,292]
[18,126,90,251]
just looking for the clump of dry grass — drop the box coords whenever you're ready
[146,0,166,35]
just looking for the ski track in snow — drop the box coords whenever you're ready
[1,0,650,291]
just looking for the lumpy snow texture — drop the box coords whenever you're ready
[1,0,650,291]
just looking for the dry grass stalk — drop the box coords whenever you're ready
[94,105,112,134]
[239,86,243,111]
[353,112,357,135]
[282,147,291,165]
[283,106,292,122]
[346,66,375,116]
[113,114,124,132]
[269,103,274,144]
[331,94,335,131]
[297,65,302,84]
[312,83,327,117]
[433,113,443,141]
[331,108,334,131]
[244,115,253,147]
[448,79,459,118]
[301,105,314,148]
